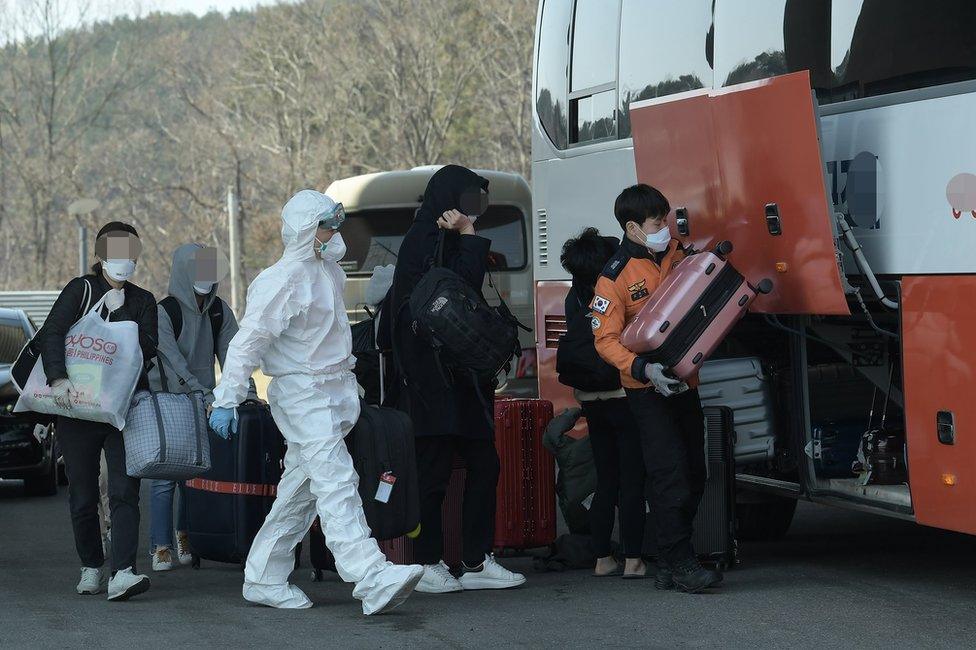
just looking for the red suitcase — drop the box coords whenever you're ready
[493,398,557,550]
[620,241,772,381]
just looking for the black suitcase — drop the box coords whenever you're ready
[308,403,419,580]
[642,405,737,570]
[183,402,285,569]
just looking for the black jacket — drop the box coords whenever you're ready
[389,165,494,439]
[38,272,158,391]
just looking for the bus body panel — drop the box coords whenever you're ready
[535,280,583,432]
[630,72,849,315]
[820,90,976,276]
[902,276,976,535]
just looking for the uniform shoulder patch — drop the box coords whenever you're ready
[600,248,630,281]
[591,295,612,314]
[591,316,601,330]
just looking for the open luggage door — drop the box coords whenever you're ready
[629,71,849,316]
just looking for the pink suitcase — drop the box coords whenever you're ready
[620,241,772,381]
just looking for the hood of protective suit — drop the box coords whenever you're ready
[280,190,341,263]
[169,243,217,311]
[415,165,489,223]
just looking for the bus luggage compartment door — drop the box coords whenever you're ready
[629,71,849,316]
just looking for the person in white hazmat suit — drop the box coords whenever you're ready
[208,190,424,614]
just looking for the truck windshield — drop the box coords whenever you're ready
[0,319,28,364]
[340,205,527,275]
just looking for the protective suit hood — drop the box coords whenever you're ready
[415,165,489,223]
[169,243,216,311]
[280,190,340,263]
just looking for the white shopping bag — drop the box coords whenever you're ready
[14,293,143,429]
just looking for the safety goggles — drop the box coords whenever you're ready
[318,202,346,231]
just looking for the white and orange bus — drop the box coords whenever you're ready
[531,0,976,538]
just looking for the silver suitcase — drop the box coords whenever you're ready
[698,357,775,465]
[123,390,211,480]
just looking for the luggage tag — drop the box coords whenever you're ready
[375,471,397,503]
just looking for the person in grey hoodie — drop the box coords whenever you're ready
[147,243,256,571]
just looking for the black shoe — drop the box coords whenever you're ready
[671,558,722,594]
[654,559,674,590]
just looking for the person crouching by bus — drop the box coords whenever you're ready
[388,165,526,593]
[591,184,721,593]
[146,243,257,572]
[558,228,649,579]
[34,222,158,600]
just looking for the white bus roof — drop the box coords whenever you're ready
[325,167,531,212]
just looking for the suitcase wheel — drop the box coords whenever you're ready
[311,569,323,582]
[191,554,200,570]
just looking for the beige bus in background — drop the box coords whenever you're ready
[326,166,537,396]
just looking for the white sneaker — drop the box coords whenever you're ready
[151,547,173,572]
[175,531,193,566]
[458,554,526,590]
[243,582,313,609]
[107,567,150,601]
[360,564,425,616]
[415,561,463,594]
[76,567,107,595]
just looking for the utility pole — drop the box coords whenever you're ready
[67,198,100,277]
[227,185,245,317]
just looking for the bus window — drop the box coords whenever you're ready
[536,0,573,150]
[618,0,712,138]
[713,0,829,90]
[569,0,621,145]
[340,207,527,275]
[829,0,976,104]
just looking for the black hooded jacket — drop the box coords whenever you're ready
[388,165,494,439]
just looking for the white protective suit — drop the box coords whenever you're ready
[211,190,422,615]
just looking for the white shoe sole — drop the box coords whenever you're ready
[152,563,173,572]
[367,568,424,615]
[414,580,463,594]
[77,584,106,595]
[242,585,313,609]
[107,576,150,601]
[458,575,526,591]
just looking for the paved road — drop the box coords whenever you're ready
[2,481,975,649]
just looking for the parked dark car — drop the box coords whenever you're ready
[0,307,60,496]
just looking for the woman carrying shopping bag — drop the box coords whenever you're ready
[32,222,158,600]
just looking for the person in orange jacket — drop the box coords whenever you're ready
[591,184,722,594]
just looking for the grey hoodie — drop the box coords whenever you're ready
[149,243,256,405]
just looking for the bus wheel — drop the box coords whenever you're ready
[736,496,797,541]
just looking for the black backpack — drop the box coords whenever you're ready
[408,232,527,385]
[556,293,621,393]
[351,304,383,406]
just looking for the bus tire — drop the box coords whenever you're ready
[736,496,797,541]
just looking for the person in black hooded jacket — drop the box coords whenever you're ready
[388,165,525,593]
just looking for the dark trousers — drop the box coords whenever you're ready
[625,387,706,565]
[58,416,141,572]
[413,436,501,567]
[581,398,646,559]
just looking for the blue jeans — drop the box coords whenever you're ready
[150,480,188,550]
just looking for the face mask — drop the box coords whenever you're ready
[317,232,347,262]
[102,259,136,282]
[193,281,214,295]
[641,225,672,253]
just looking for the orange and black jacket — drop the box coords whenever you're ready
[590,236,688,389]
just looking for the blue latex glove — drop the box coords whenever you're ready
[209,407,238,439]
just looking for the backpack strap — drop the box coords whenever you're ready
[159,296,183,339]
[208,297,224,349]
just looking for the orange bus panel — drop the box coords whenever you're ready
[630,71,849,316]
[902,276,976,535]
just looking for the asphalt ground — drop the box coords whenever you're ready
[2,481,975,649]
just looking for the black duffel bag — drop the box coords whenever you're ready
[409,231,527,385]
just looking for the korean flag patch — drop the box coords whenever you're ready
[591,295,611,315]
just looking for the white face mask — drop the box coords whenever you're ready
[641,225,672,253]
[317,232,346,262]
[192,281,214,295]
[102,259,136,282]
